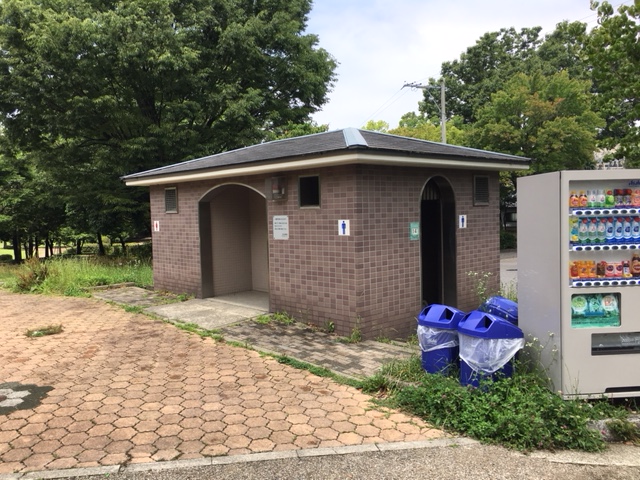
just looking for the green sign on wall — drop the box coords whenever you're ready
[409,222,419,241]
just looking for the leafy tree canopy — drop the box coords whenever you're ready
[588,0,640,166]
[470,71,603,205]
[420,22,591,125]
[389,112,469,145]
[0,0,336,247]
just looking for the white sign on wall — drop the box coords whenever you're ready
[338,220,350,236]
[459,215,467,229]
[273,215,289,240]
[153,220,160,232]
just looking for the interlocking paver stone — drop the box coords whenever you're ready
[0,290,445,474]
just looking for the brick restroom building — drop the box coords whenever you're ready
[123,128,529,339]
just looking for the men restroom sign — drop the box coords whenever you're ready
[338,220,350,236]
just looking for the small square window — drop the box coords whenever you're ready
[473,175,489,206]
[299,176,320,207]
[165,187,178,213]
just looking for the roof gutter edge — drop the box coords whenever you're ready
[123,152,530,187]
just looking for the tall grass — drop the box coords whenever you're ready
[3,256,153,296]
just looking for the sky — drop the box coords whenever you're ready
[305,0,616,131]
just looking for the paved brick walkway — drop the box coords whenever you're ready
[219,321,417,379]
[0,291,444,474]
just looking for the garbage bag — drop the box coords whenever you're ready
[458,333,524,374]
[417,325,458,353]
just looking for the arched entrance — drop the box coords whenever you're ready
[199,184,268,299]
[420,176,457,306]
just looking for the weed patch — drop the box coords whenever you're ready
[6,257,152,295]
[172,321,224,342]
[363,355,633,452]
[25,324,63,338]
[254,312,295,325]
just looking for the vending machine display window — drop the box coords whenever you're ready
[571,293,620,328]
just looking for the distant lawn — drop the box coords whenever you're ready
[0,247,13,260]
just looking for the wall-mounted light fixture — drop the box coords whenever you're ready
[268,176,287,200]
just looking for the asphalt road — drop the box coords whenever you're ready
[70,443,640,480]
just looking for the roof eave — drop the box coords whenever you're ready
[124,151,529,187]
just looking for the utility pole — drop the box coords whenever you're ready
[402,78,446,144]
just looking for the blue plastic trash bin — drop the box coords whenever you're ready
[417,304,466,374]
[457,310,524,387]
[478,296,518,325]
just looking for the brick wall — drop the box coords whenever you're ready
[149,166,501,339]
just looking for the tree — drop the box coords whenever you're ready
[266,120,329,141]
[470,71,603,213]
[389,112,469,145]
[588,1,640,166]
[0,0,336,246]
[361,120,390,133]
[0,149,66,261]
[420,23,591,126]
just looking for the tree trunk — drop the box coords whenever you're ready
[76,239,82,255]
[12,231,22,263]
[97,232,106,256]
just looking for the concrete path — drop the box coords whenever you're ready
[0,291,444,475]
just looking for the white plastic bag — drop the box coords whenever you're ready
[458,333,524,374]
[417,325,459,353]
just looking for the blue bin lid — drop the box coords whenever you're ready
[417,304,466,329]
[479,296,518,324]
[457,310,523,339]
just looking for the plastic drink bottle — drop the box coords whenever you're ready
[605,190,615,207]
[579,191,588,207]
[615,189,624,207]
[625,189,633,207]
[578,218,589,244]
[597,189,606,207]
[569,191,579,207]
[605,217,615,242]
[632,217,640,240]
[588,190,597,208]
[623,217,632,241]
[588,218,598,242]
[614,217,625,242]
[597,218,607,243]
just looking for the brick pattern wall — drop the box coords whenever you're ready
[149,166,501,339]
[267,166,359,335]
[149,177,266,297]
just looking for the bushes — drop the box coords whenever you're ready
[364,355,630,452]
[392,368,607,451]
[500,230,517,250]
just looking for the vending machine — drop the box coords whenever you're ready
[518,170,640,399]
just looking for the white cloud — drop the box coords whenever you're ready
[306,0,602,130]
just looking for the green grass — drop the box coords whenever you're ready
[1,256,153,296]
[361,354,636,452]
[275,354,362,389]
[254,312,295,325]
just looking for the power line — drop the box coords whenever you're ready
[359,87,411,127]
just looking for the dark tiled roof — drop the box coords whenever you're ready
[123,128,529,181]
